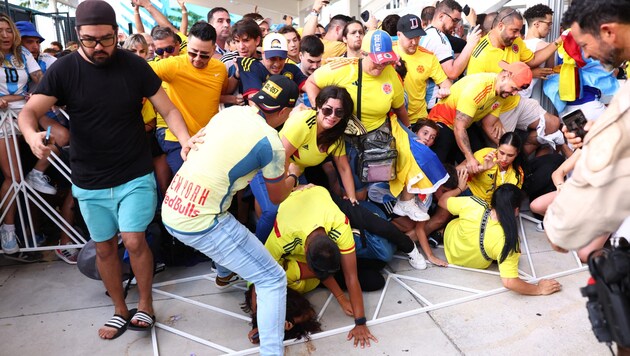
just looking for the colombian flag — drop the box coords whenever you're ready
[558,31,586,102]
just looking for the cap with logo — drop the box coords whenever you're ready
[262,33,288,59]
[361,29,399,64]
[250,75,298,113]
[15,21,45,42]
[397,14,426,38]
[75,0,117,27]
[499,60,533,89]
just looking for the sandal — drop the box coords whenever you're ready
[128,310,156,331]
[102,309,136,340]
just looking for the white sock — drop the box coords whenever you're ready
[31,169,44,176]
[2,224,15,232]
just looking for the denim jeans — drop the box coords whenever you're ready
[165,213,287,355]
[156,127,184,175]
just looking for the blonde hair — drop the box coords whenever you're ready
[122,33,148,52]
[0,14,24,67]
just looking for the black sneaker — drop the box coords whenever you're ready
[428,231,444,248]
[4,251,43,263]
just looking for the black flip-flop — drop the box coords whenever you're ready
[102,308,136,340]
[128,310,156,331]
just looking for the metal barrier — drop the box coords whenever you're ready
[0,108,86,253]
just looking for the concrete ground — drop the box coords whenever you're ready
[0,216,609,355]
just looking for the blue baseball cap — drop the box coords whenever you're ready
[15,21,45,42]
[361,29,398,64]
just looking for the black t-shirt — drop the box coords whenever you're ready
[35,50,162,189]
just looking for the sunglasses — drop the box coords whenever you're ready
[188,51,211,59]
[79,36,116,48]
[498,9,517,25]
[443,12,461,24]
[155,46,175,56]
[320,106,344,118]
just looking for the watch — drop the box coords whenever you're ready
[354,317,367,326]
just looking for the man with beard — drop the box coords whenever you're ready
[18,0,190,340]
[207,7,231,58]
[342,20,365,58]
[467,7,563,155]
[296,35,324,107]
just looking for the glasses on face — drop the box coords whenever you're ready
[155,45,175,56]
[498,9,517,25]
[79,35,116,48]
[188,51,211,59]
[538,20,553,26]
[320,106,344,118]
[443,12,461,24]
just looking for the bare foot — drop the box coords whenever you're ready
[428,255,448,267]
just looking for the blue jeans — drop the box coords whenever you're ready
[156,127,184,174]
[165,213,287,355]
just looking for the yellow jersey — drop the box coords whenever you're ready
[468,148,524,204]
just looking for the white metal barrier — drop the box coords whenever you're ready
[0,108,86,253]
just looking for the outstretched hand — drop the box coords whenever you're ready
[347,325,378,348]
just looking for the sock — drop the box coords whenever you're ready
[3,224,15,232]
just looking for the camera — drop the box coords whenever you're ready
[581,240,630,349]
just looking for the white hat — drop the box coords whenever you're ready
[262,33,288,59]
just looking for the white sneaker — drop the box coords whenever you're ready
[54,243,79,265]
[393,199,430,222]
[1,229,19,254]
[407,246,427,270]
[26,171,57,195]
[536,222,545,232]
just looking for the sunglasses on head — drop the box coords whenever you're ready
[320,106,344,118]
[155,45,175,55]
[188,51,211,59]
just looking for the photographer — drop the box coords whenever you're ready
[544,1,630,354]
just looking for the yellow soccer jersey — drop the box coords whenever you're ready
[467,36,534,112]
[283,257,321,294]
[150,55,228,141]
[468,148,524,204]
[141,98,156,125]
[444,196,520,278]
[265,186,355,265]
[322,39,347,61]
[280,109,346,174]
[313,58,405,132]
[428,73,502,128]
[395,44,448,123]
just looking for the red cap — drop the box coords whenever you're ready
[499,60,533,89]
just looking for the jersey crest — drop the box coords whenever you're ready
[382,83,393,94]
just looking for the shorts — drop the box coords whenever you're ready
[0,109,22,139]
[72,173,157,242]
[499,97,547,132]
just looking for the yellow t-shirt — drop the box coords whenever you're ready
[150,55,228,141]
[283,257,321,294]
[395,44,448,123]
[265,186,356,278]
[428,73,502,128]
[313,58,405,132]
[444,196,520,278]
[468,148,524,204]
[280,109,346,174]
[162,106,285,233]
[467,36,534,113]
[321,39,347,61]
[141,98,156,125]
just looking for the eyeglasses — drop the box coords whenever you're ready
[79,35,116,48]
[155,46,175,56]
[320,106,344,118]
[497,9,517,25]
[188,51,211,59]
[538,20,553,26]
[443,12,461,24]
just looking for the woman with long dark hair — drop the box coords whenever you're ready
[250,85,357,241]
[459,132,525,203]
[439,177,562,295]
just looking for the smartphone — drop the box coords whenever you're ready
[463,4,470,16]
[562,109,588,139]
[44,125,51,145]
[361,10,370,22]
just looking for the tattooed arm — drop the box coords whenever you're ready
[454,110,481,174]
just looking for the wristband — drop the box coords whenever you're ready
[288,173,299,188]
[354,317,367,326]
[310,10,320,17]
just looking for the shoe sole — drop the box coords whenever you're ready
[2,245,20,254]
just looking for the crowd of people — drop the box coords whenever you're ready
[1,0,627,353]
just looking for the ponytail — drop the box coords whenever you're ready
[491,184,524,263]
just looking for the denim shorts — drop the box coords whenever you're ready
[72,173,157,242]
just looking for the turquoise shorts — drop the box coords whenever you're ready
[72,173,157,242]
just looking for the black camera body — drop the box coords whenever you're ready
[581,244,630,348]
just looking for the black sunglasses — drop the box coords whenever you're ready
[188,51,211,59]
[155,46,175,56]
[320,106,344,118]
[498,9,517,25]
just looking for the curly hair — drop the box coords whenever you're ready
[523,4,554,26]
[562,0,630,36]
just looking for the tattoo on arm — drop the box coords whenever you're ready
[454,111,473,156]
[31,70,43,84]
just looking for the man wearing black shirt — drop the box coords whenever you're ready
[18,0,190,340]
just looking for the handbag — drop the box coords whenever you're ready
[355,59,398,183]
[352,201,397,262]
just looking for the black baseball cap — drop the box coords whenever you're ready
[75,0,117,28]
[397,14,426,38]
[305,234,341,280]
[250,75,298,113]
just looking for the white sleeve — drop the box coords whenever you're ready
[22,47,41,74]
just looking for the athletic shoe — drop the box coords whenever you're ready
[428,231,444,248]
[25,170,57,195]
[215,272,243,290]
[407,246,427,270]
[1,229,19,254]
[4,251,42,263]
[55,243,79,265]
[393,199,430,222]
[536,222,545,233]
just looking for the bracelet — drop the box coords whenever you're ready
[354,317,367,326]
[554,41,561,47]
[288,173,299,188]
[311,8,320,14]
[457,187,463,193]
